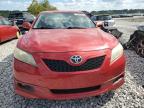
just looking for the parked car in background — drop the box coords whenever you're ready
[0,16,20,43]
[13,11,125,100]
[91,15,115,27]
[8,11,35,29]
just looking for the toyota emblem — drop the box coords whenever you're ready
[70,55,82,64]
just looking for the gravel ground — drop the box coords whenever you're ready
[0,39,17,61]
[0,17,144,108]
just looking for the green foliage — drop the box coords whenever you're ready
[41,0,57,11]
[27,0,57,15]
[0,11,11,17]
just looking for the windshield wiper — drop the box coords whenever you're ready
[66,27,87,29]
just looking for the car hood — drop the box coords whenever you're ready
[18,28,118,53]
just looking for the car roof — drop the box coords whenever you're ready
[40,11,84,14]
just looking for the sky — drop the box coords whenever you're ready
[0,0,144,11]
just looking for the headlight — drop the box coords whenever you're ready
[14,48,37,66]
[110,43,123,64]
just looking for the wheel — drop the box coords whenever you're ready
[135,39,144,57]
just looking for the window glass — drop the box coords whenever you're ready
[34,13,96,29]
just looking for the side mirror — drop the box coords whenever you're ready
[22,22,32,30]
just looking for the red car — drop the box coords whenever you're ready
[13,11,125,100]
[0,16,20,43]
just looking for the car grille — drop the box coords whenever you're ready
[43,56,105,72]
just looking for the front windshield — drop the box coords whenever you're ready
[33,13,96,29]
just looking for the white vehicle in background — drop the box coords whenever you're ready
[91,15,115,27]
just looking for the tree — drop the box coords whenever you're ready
[27,0,57,15]
[27,0,40,15]
[41,0,57,11]
[41,0,49,9]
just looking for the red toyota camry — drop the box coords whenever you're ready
[13,11,125,100]
[0,16,20,43]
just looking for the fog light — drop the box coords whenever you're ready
[112,74,124,83]
[17,82,34,92]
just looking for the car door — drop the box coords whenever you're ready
[0,18,17,42]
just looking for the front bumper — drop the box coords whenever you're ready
[13,50,125,100]
[14,73,124,100]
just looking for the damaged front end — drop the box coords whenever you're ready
[124,26,144,57]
